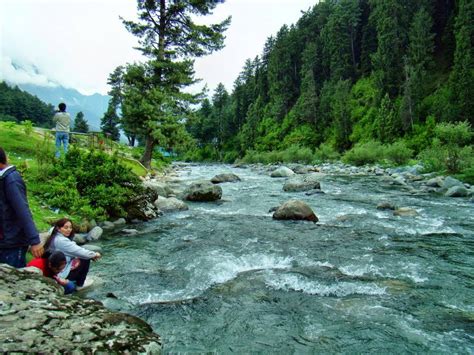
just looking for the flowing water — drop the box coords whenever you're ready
[86,164,474,353]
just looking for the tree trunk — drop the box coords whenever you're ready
[140,135,155,169]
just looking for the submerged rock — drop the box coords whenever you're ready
[393,207,419,217]
[445,185,469,197]
[0,264,161,353]
[211,173,241,184]
[272,199,318,222]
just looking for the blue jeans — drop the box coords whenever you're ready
[0,247,28,268]
[63,280,77,294]
[55,131,69,158]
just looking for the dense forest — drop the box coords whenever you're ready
[0,82,55,127]
[184,0,473,164]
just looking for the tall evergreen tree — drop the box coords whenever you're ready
[121,0,230,168]
[400,6,435,131]
[101,66,123,141]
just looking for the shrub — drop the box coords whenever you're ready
[435,121,472,173]
[21,120,33,136]
[342,141,384,166]
[383,141,414,166]
[314,143,340,162]
[41,148,143,220]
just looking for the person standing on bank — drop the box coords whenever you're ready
[0,147,43,267]
[53,102,71,159]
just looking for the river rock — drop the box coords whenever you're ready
[122,229,139,235]
[182,180,222,201]
[377,201,397,210]
[87,226,103,241]
[113,218,127,225]
[272,199,318,222]
[101,221,116,230]
[283,173,321,192]
[143,180,174,197]
[425,176,444,187]
[442,176,464,190]
[393,207,419,217]
[211,173,241,184]
[0,264,161,353]
[73,234,87,245]
[445,185,469,197]
[154,196,189,212]
[270,166,295,177]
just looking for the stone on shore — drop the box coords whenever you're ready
[272,200,318,222]
[445,185,469,197]
[0,264,161,353]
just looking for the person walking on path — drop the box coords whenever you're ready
[53,102,71,159]
[0,147,43,267]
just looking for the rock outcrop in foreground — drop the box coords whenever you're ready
[0,264,161,353]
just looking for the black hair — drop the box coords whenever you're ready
[58,103,66,112]
[48,251,66,269]
[0,147,6,164]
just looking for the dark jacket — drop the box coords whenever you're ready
[0,166,40,248]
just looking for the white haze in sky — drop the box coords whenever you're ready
[1,0,316,95]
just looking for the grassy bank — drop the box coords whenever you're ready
[0,122,157,230]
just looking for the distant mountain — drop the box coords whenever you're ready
[15,83,110,131]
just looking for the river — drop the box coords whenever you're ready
[85,163,474,353]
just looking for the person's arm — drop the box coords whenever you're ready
[4,176,41,249]
[54,235,97,260]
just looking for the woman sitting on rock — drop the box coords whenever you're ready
[44,218,101,291]
[27,250,76,294]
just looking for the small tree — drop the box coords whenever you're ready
[73,112,89,133]
[434,121,472,173]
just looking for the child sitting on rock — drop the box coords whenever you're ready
[27,250,76,294]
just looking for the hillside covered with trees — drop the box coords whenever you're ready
[0,82,55,127]
[184,0,472,170]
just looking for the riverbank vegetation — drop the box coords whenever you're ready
[182,0,473,181]
[0,121,162,229]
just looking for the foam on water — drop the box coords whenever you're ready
[264,272,386,297]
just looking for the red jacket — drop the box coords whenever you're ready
[27,258,53,277]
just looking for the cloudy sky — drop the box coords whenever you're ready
[1,0,316,96]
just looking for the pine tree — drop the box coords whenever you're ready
[121,0,230,168]
[73,111,89,133]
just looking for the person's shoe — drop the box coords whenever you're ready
[76,277,94,291]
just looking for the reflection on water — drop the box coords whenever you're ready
[86,164,474,353]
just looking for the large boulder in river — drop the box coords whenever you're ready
[441,176,464,190]
[182,180,222,201]
[0,264,162,353]
[154,196,189,212]
[272,199,318,222]
[211,173,241,184]
[270,166,295,177]
[445,185,469,197]
[283,173,321,192]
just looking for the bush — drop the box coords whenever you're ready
[342,141,384,166]
[314,143,340,162]
[40,148,143,220]
[281,145,314,164]
[383,141,414,166]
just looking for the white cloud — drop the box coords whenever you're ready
[0,0,316,95]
